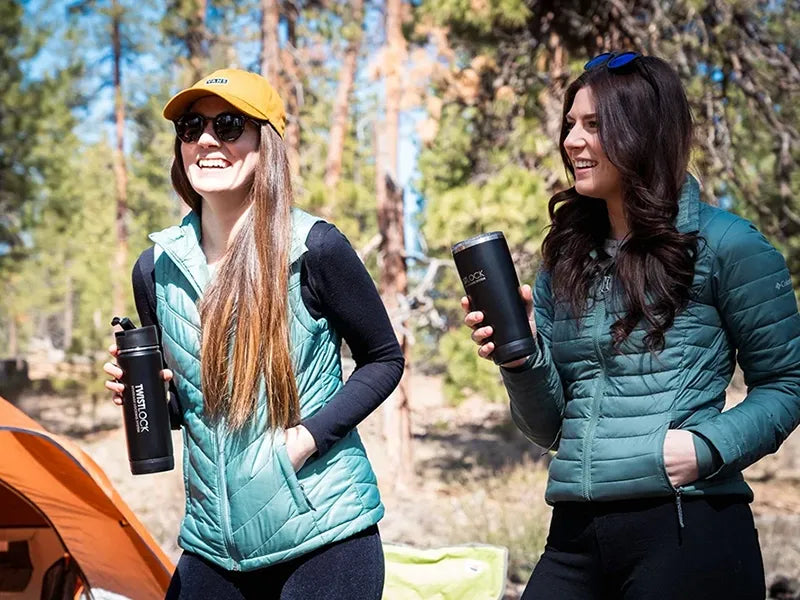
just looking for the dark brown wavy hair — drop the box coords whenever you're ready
[541,55,698,352]
[170,124,300,431]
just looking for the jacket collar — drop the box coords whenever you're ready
[288,207,309,264]
[589,173,701,260]
[149,210,210,296]
[675,173,701,234]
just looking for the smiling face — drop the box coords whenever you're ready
[563,87,623,205]
[180,96,260,201]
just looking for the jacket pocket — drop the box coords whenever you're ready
[654,421,677,493]
[275,438,313,514]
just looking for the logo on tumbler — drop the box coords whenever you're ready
[132,384,150,433]
[462,270,486,288]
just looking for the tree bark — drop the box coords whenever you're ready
[281,4,301,176]
[8,316,18,358]
[377,0,413,486]
[323,0,364,194]
[260,0,280,83]
[384,0,403,175]
[260,0,300,176]
[186,0,207,82]
[63,271,73,352]
[111,0,128,319]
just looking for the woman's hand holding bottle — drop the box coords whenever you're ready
[103,343,173,406]
[104,341,314,472]
[461,283,537,368]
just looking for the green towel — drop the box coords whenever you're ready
[383,543,508,600]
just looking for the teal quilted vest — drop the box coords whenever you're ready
[503,175,800,504]
[148,208,383,571]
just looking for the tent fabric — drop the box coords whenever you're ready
[0,484,47,527]
[383,543,508,600]
[0,397,173,599]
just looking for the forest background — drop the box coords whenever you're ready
[2,0,800,595]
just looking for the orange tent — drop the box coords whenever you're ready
[0,396,173,599]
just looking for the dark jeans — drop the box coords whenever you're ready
[165,525,384,600]
[522,496,765,600]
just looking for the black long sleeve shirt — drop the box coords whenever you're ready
[131,221,404,456]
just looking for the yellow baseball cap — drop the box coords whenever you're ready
[162,68,286,138]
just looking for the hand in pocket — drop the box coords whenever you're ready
[663,429,699,487]
[284,425,317,471]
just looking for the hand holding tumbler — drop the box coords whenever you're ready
[452,232,535,365]
[112,316,174,475]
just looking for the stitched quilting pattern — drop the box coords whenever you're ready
[509,185,800,504]
[151,208,383,570]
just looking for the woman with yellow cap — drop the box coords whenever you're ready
[103,68,402,599]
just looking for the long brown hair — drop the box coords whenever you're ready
[170,125,300,430]
[542,56,698,352]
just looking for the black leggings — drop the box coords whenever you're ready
[522,496,765,600]
[165,525,384,600]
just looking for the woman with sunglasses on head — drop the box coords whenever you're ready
[102,69,403,599]
[464,52,800,599]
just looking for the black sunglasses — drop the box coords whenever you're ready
[173,111,262,143]
[584,51,642,72]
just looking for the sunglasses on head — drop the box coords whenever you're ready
[584,51,642,72]
[173,111,262,144]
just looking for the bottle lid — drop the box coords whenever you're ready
[114,325,160,351]
[451,231,505,255]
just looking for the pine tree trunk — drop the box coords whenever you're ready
[259,0,280,83]
[111,1,128,319]
[324,0,364,196]
[63,271,73,353]
[384,0,402,176]
[259,0,299,175]
[186,0,207,82]
[378,0,413,486]
[8,317,18,357]
[282,6,301,177]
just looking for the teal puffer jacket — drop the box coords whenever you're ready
[149,208,383,571]
[502,175,800,504]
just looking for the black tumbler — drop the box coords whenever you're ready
[113,317,174,475]
[452,232,536,365]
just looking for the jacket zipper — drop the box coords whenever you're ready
[298,482,315,510]
[582,274,612,500]
[154,242,243,565]
[216,420,242,570]
[674,486,685,529]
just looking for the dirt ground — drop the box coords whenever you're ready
[13,374,800,599]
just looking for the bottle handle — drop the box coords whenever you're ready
[111,316,137,331]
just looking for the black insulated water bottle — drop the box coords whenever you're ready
[452,232,536,365]
[112,317,174,475]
